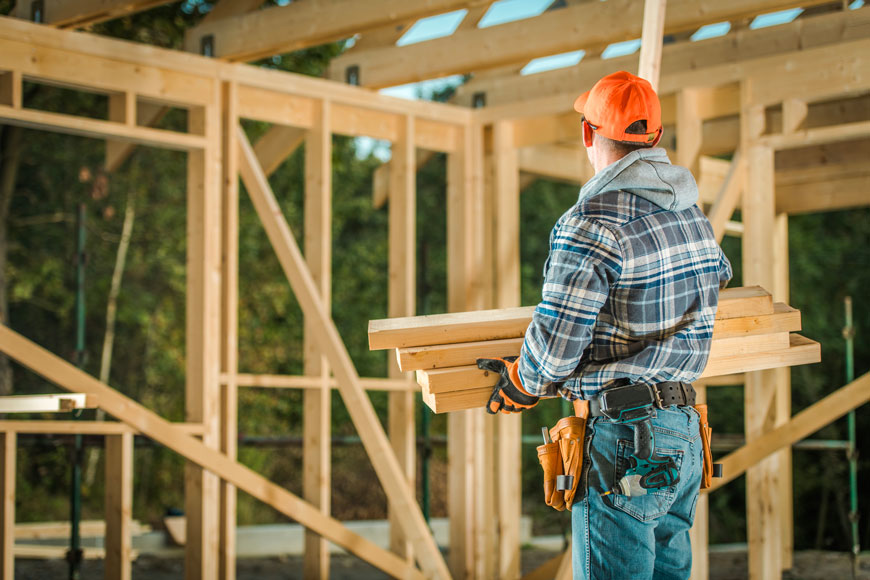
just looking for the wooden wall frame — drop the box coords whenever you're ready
[0,5,869,579]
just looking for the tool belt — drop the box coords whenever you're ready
[536,381,720,510]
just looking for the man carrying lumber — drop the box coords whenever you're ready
[479,71,732,578]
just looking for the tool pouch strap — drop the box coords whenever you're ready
[536,442,566,511]
[695,404,715,489]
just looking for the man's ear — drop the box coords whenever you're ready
[582,120,594,148]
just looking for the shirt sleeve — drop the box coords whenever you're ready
[717,246,733,290]
[517,215,623,398]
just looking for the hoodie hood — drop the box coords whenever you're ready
[577,147,698,211]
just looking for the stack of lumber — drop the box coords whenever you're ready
[368,286,820,413]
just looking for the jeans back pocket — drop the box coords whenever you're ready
[607,439,684,522]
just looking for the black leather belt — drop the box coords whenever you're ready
[654,381,696,407]
[588,381,696,418]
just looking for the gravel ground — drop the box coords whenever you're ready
[12,549,870,579]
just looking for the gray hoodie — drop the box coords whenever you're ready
[577,147,699,211]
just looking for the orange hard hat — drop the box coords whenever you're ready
[573,71,662,144]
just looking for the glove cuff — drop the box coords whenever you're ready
[508,359,537,398]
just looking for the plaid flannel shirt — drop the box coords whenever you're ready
[517,189,732,400]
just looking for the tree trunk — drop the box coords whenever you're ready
[83,187,137,487]
[0,125,24,396]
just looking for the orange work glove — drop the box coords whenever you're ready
[477,356,539,414]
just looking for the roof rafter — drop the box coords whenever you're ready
[12,0,173,28]
[327,0,838,88]
[454,6,870,111]
[183,0,488,62]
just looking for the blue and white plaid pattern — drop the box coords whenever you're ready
[518,190,732,400]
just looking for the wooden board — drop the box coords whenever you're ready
[14,520,150,540]
[398,303,800,372]
[421,334,819,413]
[236,130,447,579]
[13,544,140,560]
[371,286,772,351]
[0,325,425,580]
[708,371,870,491]
[0,393,94,413]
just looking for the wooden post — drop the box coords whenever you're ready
[782,99,808,135]
[0,70,22,109]
[638,0,667,91]
[690,385,709,580]
[0,432,14,580]
[492,119,521,580]
[219,80,240,580]
[775,97,802,570]
[741,79,782,580]
[0,325,424,579]
[773,214,793,570]
[678,88,703,176]
[185,96,223,580]
[388,115,417,560]
[237,130,450,579]
[447,121,485,579]
[105,432,133,580]
[303,99,332,580]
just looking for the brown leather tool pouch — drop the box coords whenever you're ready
[550,416,586,508]
[537,401,591,511]
[536,442,566,511]
[695,404,714,489]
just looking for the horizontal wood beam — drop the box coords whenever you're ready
[226,373,415,391]
[421,334,819,412]
[329,0,836,88]
[0,324,424,579]
[777,172,870,215]
[0,394,94,413]
[418,333,793,393]
[184,0,481,62]
[14,519,150,540]
[198,0,264,25]
[370,286,773,350]
[761,120,870,150]
[236,128,450,579]
[399,303,800,372]
[13,544,138,560]
[467,9,870,120]
[0,17,472,130]
[12,0,172,28]
[0,421,204,435]
[518,144,592,184]
[708,371,870,490]
[0,105,207,151]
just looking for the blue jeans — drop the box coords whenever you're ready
[572,406,703,579]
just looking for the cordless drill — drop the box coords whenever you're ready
[595,384,681,497]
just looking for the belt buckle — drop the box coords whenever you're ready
[651,384,665,409]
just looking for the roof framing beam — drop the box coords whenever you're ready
[455,6,869,109]
[184,0,486,62]
[328,0,836,88]
[12,0,173,28]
